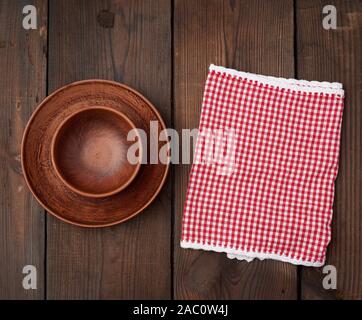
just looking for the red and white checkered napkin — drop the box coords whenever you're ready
[181,65,345,267]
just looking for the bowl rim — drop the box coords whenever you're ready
[50,105,143,198]
[21,79,170,228]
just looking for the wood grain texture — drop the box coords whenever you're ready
[297,0,362,299]
[0,0,47,299]
[173,0,297,299]
[47,0,171,299]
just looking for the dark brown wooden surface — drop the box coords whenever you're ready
[174,0,297,300]
[0,0,47,299]
[297,0,362,299]
[46,0,171,299]
[0,0,360,299]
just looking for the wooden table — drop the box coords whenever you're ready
[0,0,360,300]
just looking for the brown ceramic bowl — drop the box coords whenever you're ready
[51,106,142,198]
[21,80,169,227]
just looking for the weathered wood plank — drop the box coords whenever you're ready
[0,0,47,299]
[297,0,362,299]
[47,0,171,299]
[174,0,297,299]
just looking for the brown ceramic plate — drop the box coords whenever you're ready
[21,80,169,227]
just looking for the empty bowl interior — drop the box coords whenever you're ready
[51,107,141,197]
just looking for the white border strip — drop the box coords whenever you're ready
[209,64,344,96]
[181,241,324,267]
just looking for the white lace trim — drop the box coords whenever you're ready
[209,64,344,96]
[180,240,324,267]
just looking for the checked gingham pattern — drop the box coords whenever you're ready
[181,65,345,266]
